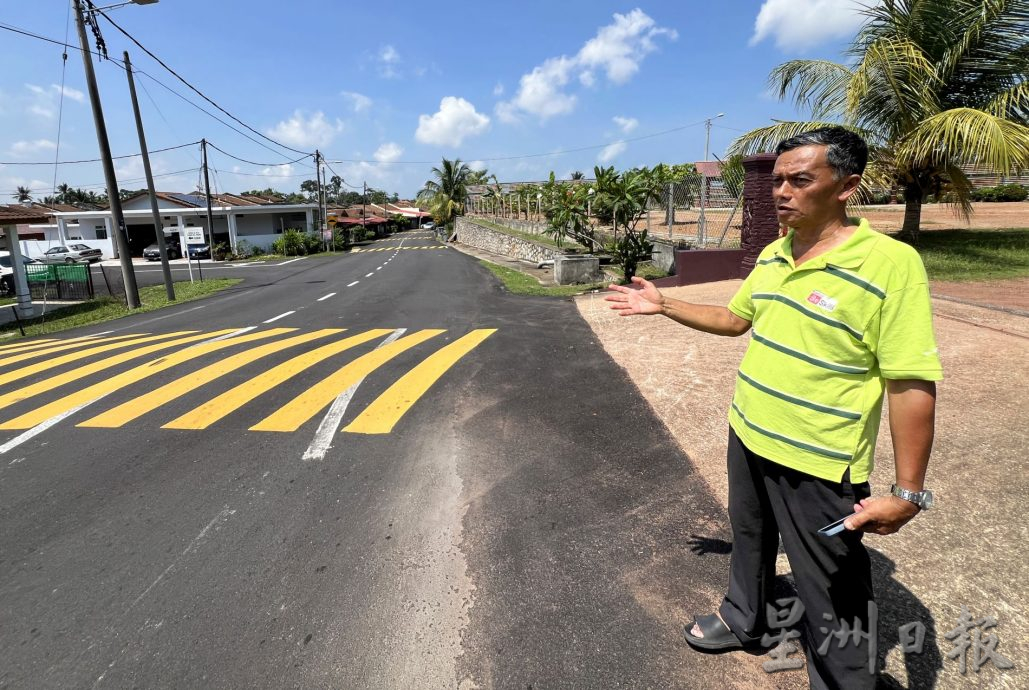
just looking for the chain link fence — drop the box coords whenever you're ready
[641,168,745,247]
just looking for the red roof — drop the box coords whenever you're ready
[695,161,724,177]
[0,204,51,224]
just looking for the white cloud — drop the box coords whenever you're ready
[265,110,343,148]
[467,160,487,172]
[259,163,295,185]
[598,141,627,163]
[415,97,490,147]
[373,142,404,163]
[751,0,871,51]
[379,44,401,78]
[55,84,85,103]
[492,82,504,97]
[498,9,675,122]
[613,116,638,133]
[29,104,56,119]
[341,91,372,113]
[8,139,57,156]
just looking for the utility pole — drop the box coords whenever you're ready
[73,0,140,308]
[200,138,216,281]
[362,181,367,236]
[699,113,725,245]
[124,51,174,301]
[315,150,325,249]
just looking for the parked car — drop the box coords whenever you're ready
[0,252,42,294]
[143,243,181,261]
[40,244,103,264]
[187,244,210,259]
[419,221,436,230]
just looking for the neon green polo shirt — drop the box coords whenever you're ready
[727,219,942,483]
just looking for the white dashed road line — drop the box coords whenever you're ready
[317,293,336,301]
[347,280,359,287]
[274,257,305,266]
[263,311,295,324]
[365,273,374,278]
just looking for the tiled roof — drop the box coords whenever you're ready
[0,204,51,224]
[695,161,724,177]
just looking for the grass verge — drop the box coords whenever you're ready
[604,262,669,282]
[903,229,1029,281]
[479,260,607,297]
[0,278,242,338]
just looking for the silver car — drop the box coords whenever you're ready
[41,244,103,264]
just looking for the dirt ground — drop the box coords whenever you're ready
[576,280,1028,689]
[638,201,1029,245]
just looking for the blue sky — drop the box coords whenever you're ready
[0,1,872,200]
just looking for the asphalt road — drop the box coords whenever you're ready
[0,231,734,688]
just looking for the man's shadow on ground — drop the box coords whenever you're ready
[688,536,943,688]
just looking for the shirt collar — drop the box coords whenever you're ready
[774,218,877,270]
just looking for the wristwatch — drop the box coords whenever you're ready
[891,484,934,510]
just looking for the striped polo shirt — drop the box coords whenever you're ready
[727,219,943,483]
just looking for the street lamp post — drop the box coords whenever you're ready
[699,112,725,245]
[73,0,149,308]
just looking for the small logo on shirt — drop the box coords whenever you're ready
[807,290,838,312]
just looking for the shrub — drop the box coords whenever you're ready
[211,242,231,261]
[272,228,308,256]
[970,184,1028,202]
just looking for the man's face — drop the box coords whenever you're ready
[771,145,858,230]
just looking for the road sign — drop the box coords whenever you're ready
[184,228,205,244]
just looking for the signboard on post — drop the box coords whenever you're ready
[184,228,206,244]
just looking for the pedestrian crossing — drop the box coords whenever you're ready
[351,246,448,253]
[0,327,495,442]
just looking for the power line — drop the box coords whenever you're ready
[2,167,198,195]
[132,67,312,165]
[205,142,312,168]
[96,9,311,156]
[1,141,200,166]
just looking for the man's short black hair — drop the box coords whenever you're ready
[776,127,868,179]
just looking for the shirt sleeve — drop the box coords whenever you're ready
[869,282,943,380]
[727,268,757,321]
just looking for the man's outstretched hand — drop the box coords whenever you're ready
[605,276,664,316]
[844,496,920,535]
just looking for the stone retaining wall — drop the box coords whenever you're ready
[454,217,561,265]
[466,216,548,236]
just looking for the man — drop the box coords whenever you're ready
[606,127,941,688]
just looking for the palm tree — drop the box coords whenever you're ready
[466,168,491,185]
[418,158,472,224]
[729,0,1029,238]
[570,170,585,180]
[13,186,32,203]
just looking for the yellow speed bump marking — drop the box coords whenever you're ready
[344,329,495,435]
[79,329,343,428]
[0,331,197,388]
[0,333,145,368]
[250,329,444,432]
[163,329,394,430]
[0,330,234,412]
[0,338,60,354]
[0,329,295,430]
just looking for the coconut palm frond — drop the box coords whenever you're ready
[984,81,1029,122]
[897,107,1029,173]
[849,36,941,130]
[768,60,854,120]
[940,162,975,221]
[726,121,868,158]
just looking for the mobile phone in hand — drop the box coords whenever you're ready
[817,514,857,537]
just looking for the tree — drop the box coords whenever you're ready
[729,0,1029,239]
[418,158,472,225]
[299,179,320,201]
[13,186,32,203]
[570,170,585,180]
[466,168,491,185]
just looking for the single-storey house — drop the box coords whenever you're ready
[35,192,318,259]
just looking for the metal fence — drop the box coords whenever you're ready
[642,169,745,247]
[25,263,95,301]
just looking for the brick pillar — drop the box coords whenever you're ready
[740,153,780,278]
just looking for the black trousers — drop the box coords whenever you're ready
[719,428,875,690]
